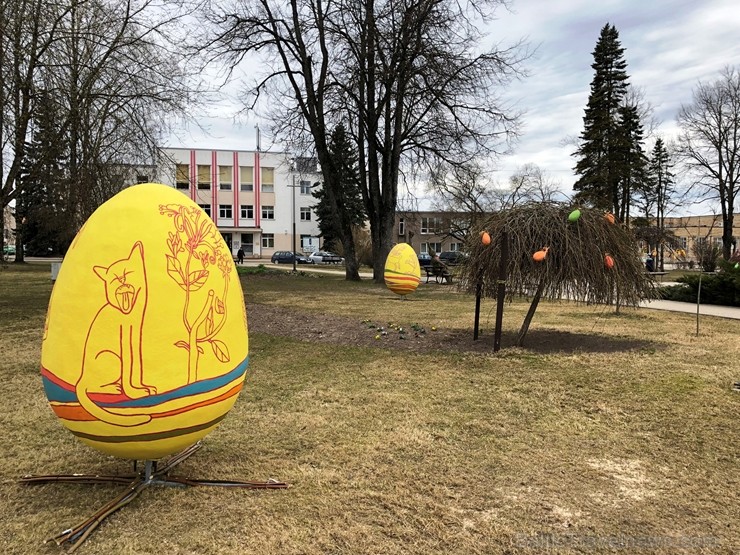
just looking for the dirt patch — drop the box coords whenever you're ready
[588,458,657,502]
[248,304,656,354]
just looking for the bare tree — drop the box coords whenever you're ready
[676,66,740,260]
[1,0,67,257]
[6,0,196,258]
[500,163,565,209]
[199,0,363,280]
[425,160,499,244]
[49,0,194,239]
[201,0,527,282]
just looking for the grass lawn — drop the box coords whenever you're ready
[1,263,738,554]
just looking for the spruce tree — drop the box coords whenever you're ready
[573,23,630,219]
[647,138,675,270]
[312,124,366,252]
[614,103,648,224]
[18,92,71,256]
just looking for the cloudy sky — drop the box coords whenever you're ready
[490,0,740,190]
[170,0,740,209]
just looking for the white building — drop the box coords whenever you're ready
[160,148,323,259]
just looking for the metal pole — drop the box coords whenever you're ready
[292,173,297,272]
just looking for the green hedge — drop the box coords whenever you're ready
[660,262,740,306]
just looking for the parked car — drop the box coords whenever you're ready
[308,251,344,264]
[439,251,466,265]
[418,253,432,267]
[271,251,313,264]
[2,245,15,256]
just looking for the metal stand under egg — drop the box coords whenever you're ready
[20,442,288,552]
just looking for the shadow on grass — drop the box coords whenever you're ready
[457,328,658,354]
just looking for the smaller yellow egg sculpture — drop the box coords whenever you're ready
[384,243,421,296]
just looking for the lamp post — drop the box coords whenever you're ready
[289,158,300,272]
[292,171,297,272]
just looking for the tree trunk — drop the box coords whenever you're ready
[517,275,545,347]
[372,208,394,284]
[723,213,734,260]
[341,236,361,281]
[493,230,509,352]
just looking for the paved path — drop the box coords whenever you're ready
[639,298,740,319]
[24,257,740,320]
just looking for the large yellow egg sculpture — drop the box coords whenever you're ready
[41,183,248,460]
[384,243,421,295]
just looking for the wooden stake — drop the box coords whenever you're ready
[493,231,508,352]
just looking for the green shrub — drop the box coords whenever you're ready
[660,261,740,306]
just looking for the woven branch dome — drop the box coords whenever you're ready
[457,203,657,306]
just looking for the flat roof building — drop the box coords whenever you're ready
[159,148,323,259]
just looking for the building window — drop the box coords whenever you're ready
[219,165,232,191]
[261,167,274,193]
[300,180,312,194]
[421,217,442,234]
[240,166,253,192]
[680,237,688,250]
[175,164,189,190]
[219,204,232,219]
[240,205,254,219]
[262,233,274,248]
[240,233,254,254]
[198,204,211,217]
[449,242,463,252]
[197,165,210,189]
[136,174,149,184]
[262,205,274,220]
[300,207,311,221]
[422,242,442,255]
[398,218,405,236]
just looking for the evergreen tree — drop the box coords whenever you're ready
[573,23,630,220]
[312,124,366,253]
[614,103,648,223]
[647,138,675,270]
[632,137,676,271]
[18,92,70,256]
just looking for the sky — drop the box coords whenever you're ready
[168,0,740,213]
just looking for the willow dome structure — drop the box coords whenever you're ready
[457,203,658,345]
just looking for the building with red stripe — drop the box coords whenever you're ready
[162,148,323,259]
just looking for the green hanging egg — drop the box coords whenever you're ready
[568,209,581,222]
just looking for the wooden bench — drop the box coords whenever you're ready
[423,265,453,284]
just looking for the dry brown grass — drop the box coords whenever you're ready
[1,264,738,554]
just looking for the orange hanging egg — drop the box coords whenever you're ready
[604,254,615,269]
[481,231,491,246]
[533,247,549,262]
[604,213,616,225]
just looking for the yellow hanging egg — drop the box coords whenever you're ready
[384,243,421,295]
[41,183,248,460]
